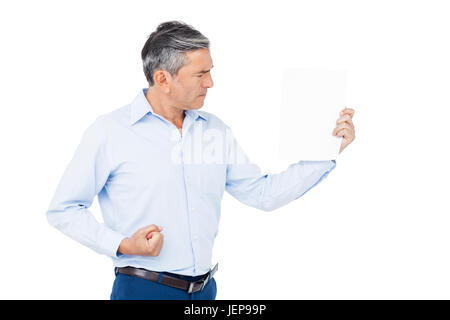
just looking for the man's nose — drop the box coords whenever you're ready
[204,74,214,88]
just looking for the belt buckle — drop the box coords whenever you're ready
[200,272,210,291]
[188,282,195,294]
[187,272,210,294]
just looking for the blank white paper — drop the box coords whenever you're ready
[278,67,347,161]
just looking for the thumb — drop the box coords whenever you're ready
[145,226,163,239]
[139,224,161,237]
[147,230,163,240]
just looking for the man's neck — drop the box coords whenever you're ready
[145,89,185,129]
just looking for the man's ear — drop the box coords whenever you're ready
[153,69,171,94]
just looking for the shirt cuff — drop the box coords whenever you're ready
[100,228,126,259]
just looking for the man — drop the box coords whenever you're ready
[47,21,355,300]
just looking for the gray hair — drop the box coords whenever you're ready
[141,21,210,87]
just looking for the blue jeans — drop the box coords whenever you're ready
[110,269,217,300]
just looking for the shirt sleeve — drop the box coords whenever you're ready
[224,126,336,212]
[46,116,125,258]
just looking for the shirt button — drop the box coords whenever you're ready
[193,236,198,240]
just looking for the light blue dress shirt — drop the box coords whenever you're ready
[47,88,336,276]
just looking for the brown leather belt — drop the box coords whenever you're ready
[116,263,218,294]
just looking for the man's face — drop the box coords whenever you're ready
[169,48,214,110]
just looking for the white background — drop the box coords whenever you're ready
[0,0,449,299]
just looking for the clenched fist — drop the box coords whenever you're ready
[118,224,164,256]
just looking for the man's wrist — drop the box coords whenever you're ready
[118,237,132,255]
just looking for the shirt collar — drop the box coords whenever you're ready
[129,88,208,126]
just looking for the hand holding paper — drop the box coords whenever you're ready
[333,107,356,154]
[279,67,355,161]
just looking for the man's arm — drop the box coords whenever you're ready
[46,116,125,258]
[224,126,336,212]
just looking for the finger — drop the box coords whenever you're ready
[335,128,355,140]
[340,108,355,117]
[152,232,163,244]
[333,123,353,136]
[155,235,164,253]
[152,243,163,256]
[336,122,353,132]
[145,235,161,255]
[336,115,354,128]
[337,114,351,123]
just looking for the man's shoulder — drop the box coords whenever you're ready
[82,105,130,141]
[94,104,131,130]
[104,103,131,126]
